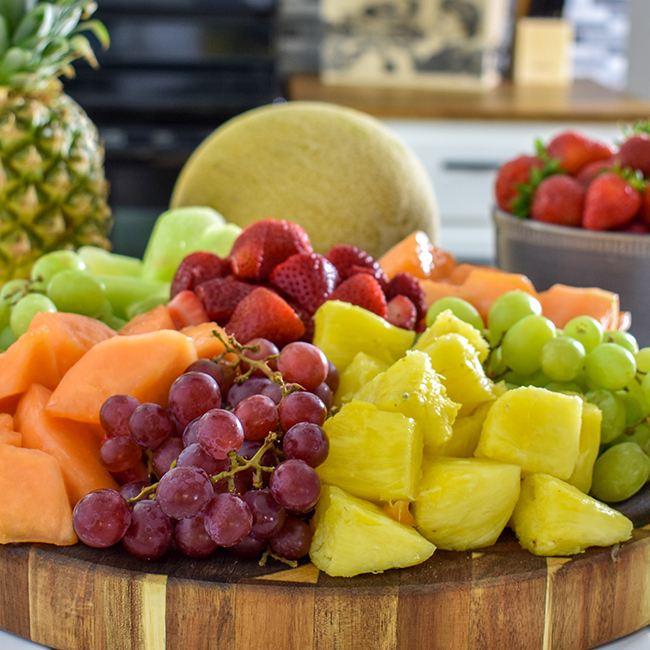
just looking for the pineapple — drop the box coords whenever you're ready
[567,400,602,494]
[312,300,415,372]
[475,385,582,480]
[309,485,435,577]
[439,399,493,458]
[334,350,389,408]
[0,1,111,282]
[318,399,423,502]
[413,456,521,551]
[510,472,633,556]
[354,349,460,453]
[417,332,496,416]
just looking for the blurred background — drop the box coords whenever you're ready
[63,0,650,263]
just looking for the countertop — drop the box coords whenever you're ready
[286,75,650,123]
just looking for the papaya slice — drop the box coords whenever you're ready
[0,442,77,545]
[0,311,116,400]
[46,329,198,425]
[15,384,118,506]
[119,304,176,336]
[538,284,620,330]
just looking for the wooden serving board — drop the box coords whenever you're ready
[1,488,650,650]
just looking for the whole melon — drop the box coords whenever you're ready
[170,101,439,259]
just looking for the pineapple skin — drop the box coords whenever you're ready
[511,472,633,556]
[475,385,582,480]
[318,399,423,502]
[354,350,460,453]
[413,456,521,551]
[334,351,389,408]
[310,485,435,577]
[0,85,112,281]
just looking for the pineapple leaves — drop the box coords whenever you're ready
[12,3,55,44]
[0,17,8,54]
[0,0,37,33]
[73,17,107,49]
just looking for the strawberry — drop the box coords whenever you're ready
[546,131,615,176]
[166,290,210,329]
[582,172,643,231]
[385,272,427,321]
[225,287,305,348]
[494,155,544,213]
[616,218,650,234]
[326,244,389,292]
[170,252,232,298]
[329,273,387,318]
[229,219,313,282]
[194,277,257,323]
[637,183,650,227]
[386,294,417,330]
[616,133,650,178]
[530,174,585,227]
[269,252,338,315]
[575,158,614,189]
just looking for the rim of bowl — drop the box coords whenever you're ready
[493,207,650,257]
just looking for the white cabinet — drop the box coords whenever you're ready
[382,119,622,263]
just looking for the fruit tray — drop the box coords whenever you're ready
[1,486,649,650]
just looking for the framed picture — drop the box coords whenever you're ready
[319,0,515,91]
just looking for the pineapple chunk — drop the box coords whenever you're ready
[334,351,390,408]
[439,400,493,458]
[313,300,415,372]
[567,401,602,494]
[354,350,460,453]
[310,485,435,577]
[413,456,521,551]
[417,332,495,417]
[318,399,423,502]
[475,385,582,480]
[415,309,489,363]
[511,473,633,556]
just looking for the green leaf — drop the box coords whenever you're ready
[0,16,9,55]
[73,17,108,49]
[0,0,35,33]
[13,3,55,44]
[0,44,30,79]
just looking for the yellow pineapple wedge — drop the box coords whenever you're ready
[334,351,389,408]
[475,385,582,480]
[354,350,460,453]
[318,399,423,502]
[313,300,415,372]
[413,456,521,551]
[416,332,496,416]
[439,400,493,458]
[415,309,489,363]
[510,473,633,556]
[567,401,602,494]
[309,485,435,577]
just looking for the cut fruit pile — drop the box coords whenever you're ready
[0,212,647,579]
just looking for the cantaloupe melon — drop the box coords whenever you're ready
[0,413,20,446]
[0,442,77,545]
[170,101,439,259]
[15,384,119,506]
[46,329,198,425]
[537,284,620,330]
[181,321,229,359]
[119,304,176,335]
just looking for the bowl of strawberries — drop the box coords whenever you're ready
[493,125,650,346]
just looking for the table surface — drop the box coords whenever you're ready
[286,75,650,122]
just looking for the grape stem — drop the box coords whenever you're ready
[259,547,298,569]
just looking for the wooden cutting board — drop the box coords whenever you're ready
[1,488,650,650]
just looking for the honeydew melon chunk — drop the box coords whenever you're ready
[200,222,243,258]
[99,274,171,320]
[77,246,143,277]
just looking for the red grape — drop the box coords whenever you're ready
[100,394,140,438]
[242,489,286,541]
[185,358,236,397]
[174,514,219,559]
[182,417,200,446]
[169,371,222,430]
[278,391,327,431]
[111,459,150,485]
[152,436,185,478]
[228,533,267,558]
[325,360,339,393]
[242,337,279,377]
[270,515,313,560]
[277,341,329,391]
[269,459,321,514]
[119,480,151,501]
[73,488,131,548]
[312,382,333,411]
[129,402,174,449]
[233,394,279,441]
[122,500,174,561]
[155,466,214,520]
[227,377,276,407]
[203,493,252,547]
[282,422,329,467]
[99,436,143,473]
[177,442,230,475]
[198,408,244,460]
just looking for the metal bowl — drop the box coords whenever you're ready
[493,208,650,347]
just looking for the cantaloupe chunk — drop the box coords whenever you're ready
[15,384,118,506]
[419,279,467,308]
[0,412,20,446]
[444,263,484,285]
[181,321,234,360]
[0,311,116,400]
[0,443,77,545]
[46,329,198,425]
[119,304,176,335]
[537,284,620,330]
[378,230,456,281]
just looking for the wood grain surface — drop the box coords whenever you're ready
[1,485,650,650]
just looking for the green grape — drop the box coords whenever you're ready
[562,315,603,354]
[0,279,30,307]
[539,336,586,382]
[501,314,556,376]
[487,290,542,346]
[425,297,484,331]
[636,347,650,373]
[500,370,528,387]
[623,378,650,423]
[602,330,639,355]
[608,421,650,453]
[30,250,86,292]
[0,326,17,351]
[584,342,636,391]
[642,372,650,404]
[125,296,169,321]
[486,346,507,378]
[586,389,627,444]
[525,368,551,388]
[46,270,106,317]
[102,315,128,331]
[544,381,583,395]
[590,442,650,502]
[10,293,57,337]
[617,390,646,428]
